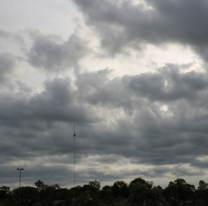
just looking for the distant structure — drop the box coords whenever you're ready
[17,168,24,206]
[73,126,76,200]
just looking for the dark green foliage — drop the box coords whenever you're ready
[0,186,13,206]
[35,180,46,192]
[112,181,129,198]
[2,177,208,205]
[0,186,11,200]
[196,180,208,206]
[88,180,101,191]
[13,186,37,205]
[128,177,156,205]
[164,178,196,206]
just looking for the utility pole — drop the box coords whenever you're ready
[17,168,24,206]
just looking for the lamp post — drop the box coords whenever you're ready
[17,168,24,206]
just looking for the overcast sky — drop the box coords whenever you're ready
[1,0,208,189]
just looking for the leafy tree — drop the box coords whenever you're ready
[128,177,155,205]
[112,181,129,198]
[100,185,114,205]
[56,188,69,201]
[196,180,208,206]
[34,180,66,205]
[35,180,46,192]
[13,186,37,205]
[89,180,101,191]
[198,180,208,190]
[0,186,11,200]
[101,185,112,197]
[0,186,13,206]
[164,178,196,206]
[130,177,148,186]
[151,186,165,205]
[8,177,208,205]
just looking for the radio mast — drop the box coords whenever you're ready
[73,125,76,188]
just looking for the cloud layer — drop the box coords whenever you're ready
[1,0,208,189]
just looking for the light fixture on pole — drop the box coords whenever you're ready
[17,168,24,206]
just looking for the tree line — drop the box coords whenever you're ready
[1,177,208,205]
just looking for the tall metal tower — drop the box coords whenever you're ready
[73,126,76,200]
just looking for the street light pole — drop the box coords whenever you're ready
[17,168,24,206]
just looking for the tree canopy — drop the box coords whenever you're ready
[1,177,208,206]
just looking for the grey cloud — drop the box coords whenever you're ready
[128,65,208,102]
[0,78,99,128]
[0,77,101,162]
[2,0,208,189]
[76,68,112,96]
[2,66,208,187]
[73,0,208,61]
[77,65,208,113]
[29,78,99,123]
[72,67,208,168]
[28,33,89,71]
[191,157,208,169]
[76,68,134,113]
[0,29,23,43]
[129,165,203,179]
[0,52,17,83]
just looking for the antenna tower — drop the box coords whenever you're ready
[73,126,76,200]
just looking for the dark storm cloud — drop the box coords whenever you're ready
[29,78,100,123]
[73,0,208,61]
[191,157,208,170]
[0,52,17,83]
[76,68,135,113]
[28,33,89,71]
[128,65,208,102]
[0,77,101,162]
[2,0,208,189]
[0,78,99,128]
[73,65,208,168]
[78,65,208,109]
[2,64,208,187]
